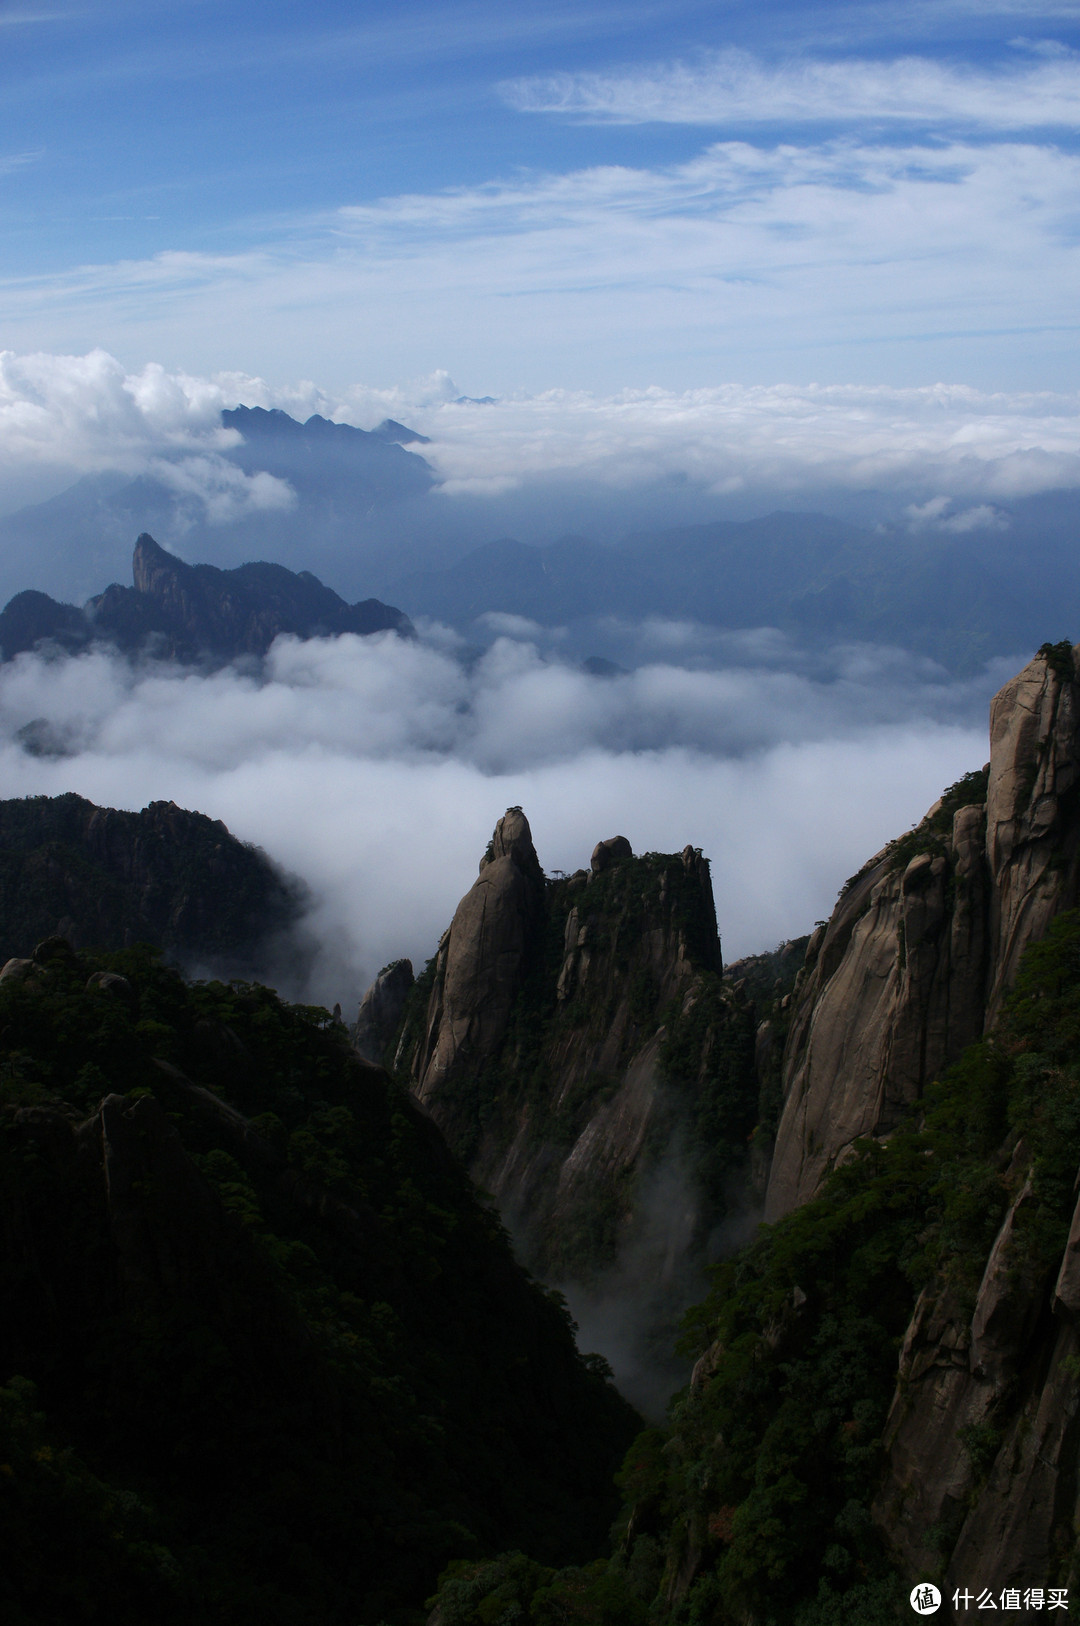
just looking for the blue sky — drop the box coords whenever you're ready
[2,0,1080,417]
[1,1,1077,986]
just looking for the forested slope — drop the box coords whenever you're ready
[0,938,636,1626]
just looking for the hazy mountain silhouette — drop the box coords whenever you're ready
[0,533,412,666]
[0,409,436,606]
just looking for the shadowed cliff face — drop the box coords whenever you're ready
[766,642,1080,1221]
[390,811,757,1409]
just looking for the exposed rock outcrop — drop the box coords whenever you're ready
[352,957,414,1063]
[766,643,1080,1220]
[393,815,756,1406]
[409,807,546,1122]
[590,835,633,874]
[873,1169,1075,1601]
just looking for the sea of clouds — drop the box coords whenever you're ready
[0,346,1047,1012]
[0,621,1006,1010]
[2,349,1080,526]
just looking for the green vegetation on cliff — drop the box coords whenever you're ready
[0,792,302,975]
[430,909,1080,1623]
[0,939,637,1626]
[396,848,757,1288]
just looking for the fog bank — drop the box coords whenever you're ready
[0,624,999,1008]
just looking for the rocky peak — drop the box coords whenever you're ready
[409,809,547,1119]
[590,834,633,875]
[482,805,544,878]
[391,820,754,1406]
[765,641,1080,1221]
[352,958,414,1064]
[1,534,412,667]
[131,531,180,597]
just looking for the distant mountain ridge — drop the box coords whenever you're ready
[391,493,1080,671]
[0,533,413,665]
[220,405,434,493]
[1,399,1079,668]
[0,406,437,605]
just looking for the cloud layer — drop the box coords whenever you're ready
[502,46,1080,128]
[0,625,1002,1006]
[3,128,1079,393]
[2,349,1080,529]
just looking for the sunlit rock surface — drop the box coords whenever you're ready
[766,643,1080,1220]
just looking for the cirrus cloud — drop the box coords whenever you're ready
[501,46,1080,129]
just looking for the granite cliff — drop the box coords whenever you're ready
[379,811,759,1406]
[766,640,1080,1221]
[422,640,1080,1624]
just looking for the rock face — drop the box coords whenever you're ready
[352,957,414,1063]
[0,790,302,977]
[394,814,757,1406]
[410,808,546,1117]
[871,1166,1078,1602]
[766,643,1080,1221]
[0,532,412,665]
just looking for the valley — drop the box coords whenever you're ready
[6,631,1080,1620]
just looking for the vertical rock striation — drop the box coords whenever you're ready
[409,806,546,1127]
[387,814,757,1409]
[766,643,1080,1221]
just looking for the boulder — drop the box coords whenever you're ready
[590,835,633,875]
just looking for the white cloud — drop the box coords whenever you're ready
[1009,38,1080,58]
[906,494,953,524]
[940,502,1012,532]
[147,456,296,525]
[409,379,1080,503]
[501,47,1080,128]
[0,628,1008,1003]
[0,349,311,523]
[1,350,1080,529]
[476,611,555,640]
[0,134,1078,394]
[905,493,1012,530]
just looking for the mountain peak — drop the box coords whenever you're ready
[132,531,184,594]
[483,805,542,877]
[371,417,431,445]
[1,535,412,666]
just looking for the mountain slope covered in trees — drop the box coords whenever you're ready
[0,791,302,980]
[0,939,636,1626]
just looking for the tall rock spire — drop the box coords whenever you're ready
[765,641,1080,1221]
[410,807,545,1123]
